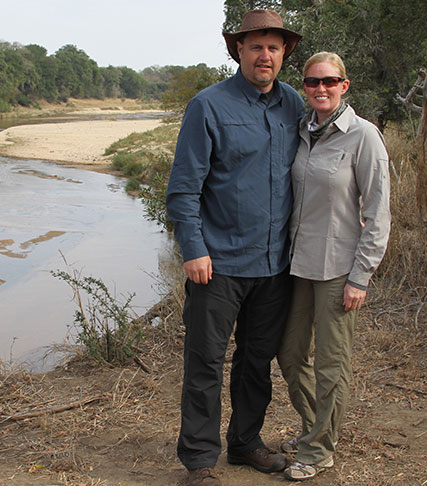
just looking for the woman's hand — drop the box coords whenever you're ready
[343,283,366,312]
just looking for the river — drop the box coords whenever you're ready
[0,156,173,372]
[0,111,166,130]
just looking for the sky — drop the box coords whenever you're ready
[1,0,236,71]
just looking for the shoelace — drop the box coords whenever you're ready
[198,468,218,479]
[256,446,277,457]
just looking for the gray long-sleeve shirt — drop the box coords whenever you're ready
[166,68,305,277]
[290,105,391,287]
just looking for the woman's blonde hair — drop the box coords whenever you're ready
[303,51,347,78]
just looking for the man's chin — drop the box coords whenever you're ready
[255,76,273,86]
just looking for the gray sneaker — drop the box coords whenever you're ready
[280,436,299,454]
[284,456,334,481]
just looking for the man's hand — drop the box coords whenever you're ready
[184,256,213,285]
[343,283,366,312]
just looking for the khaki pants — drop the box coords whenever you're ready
[277,275,358,464]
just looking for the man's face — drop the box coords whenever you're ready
[237,30,286,93]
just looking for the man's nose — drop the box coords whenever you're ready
[259,47,271,59]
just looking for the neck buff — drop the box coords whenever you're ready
[307,101,347,141]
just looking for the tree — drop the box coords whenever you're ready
[24,44,58,101]
[397,69,427,221]
[100,65,122,98]
[54,44,103,99]
[0,42,27,107]
[141,65,185,84]
[223,0,283,33]
[161,64,233,120]
[223,0,427,130]
[119,67,146,99]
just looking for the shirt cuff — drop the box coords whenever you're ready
[346,279,368,291]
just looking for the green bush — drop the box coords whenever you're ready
[16,93,32,107]
[111,152,139,171]
[105,124,178,228]
[126,177,141,192]
[0,100,11,113]
[123,160,143,177]
[140,172,173,231]
[51,270,143,365]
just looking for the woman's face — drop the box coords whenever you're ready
[303,62,350,124]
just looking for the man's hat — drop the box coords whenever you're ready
[223,9,302,63]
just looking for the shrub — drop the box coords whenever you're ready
[111,152,139,171]
[126,177,141,192]
[0,100,11,113]
[51,269,143,365]
[123,160,143,177]
[140,172,172,231]
[16,93,31,107]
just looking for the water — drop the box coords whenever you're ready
[0,156,173,371]
[0,111,167,130]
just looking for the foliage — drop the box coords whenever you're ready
[104,124,180,230]
[118,66,147,99]
[161,63,234,120]
[0,42,188,111]
[111,151,140,171]
[140,166,173,231]
[125,177,141,192]
[224,0,427,130]
[222,0,284,33]
[51,269,143,365]
[100,65,122,98]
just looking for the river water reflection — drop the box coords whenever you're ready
[0,156,172,371]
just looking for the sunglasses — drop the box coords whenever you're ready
[303,76,346,88]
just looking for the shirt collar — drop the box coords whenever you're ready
[332,104,354,133]
[235,68,282,106]
[302,104,354,135]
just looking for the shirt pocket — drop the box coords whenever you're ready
[314,150,349,175]
[215,121,263,167]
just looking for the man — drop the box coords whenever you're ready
[166,10,304,486]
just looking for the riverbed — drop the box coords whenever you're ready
[0,156,173,371]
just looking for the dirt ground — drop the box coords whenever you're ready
[0,306,425,486]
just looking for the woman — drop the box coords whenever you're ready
[278,52,391,481]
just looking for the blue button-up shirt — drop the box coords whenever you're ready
[166,68,305,277]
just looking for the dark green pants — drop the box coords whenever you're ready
[278,275,357,464]
[178,271,292,470]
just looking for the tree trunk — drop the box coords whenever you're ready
[416,76,427,222]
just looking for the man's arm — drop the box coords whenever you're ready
[166,97,213,277]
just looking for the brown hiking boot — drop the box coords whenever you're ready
[187,467,222,486]
[227,446,287,473]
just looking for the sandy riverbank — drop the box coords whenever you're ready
[0,116,163,169]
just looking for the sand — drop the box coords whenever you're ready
[0,116,162,168]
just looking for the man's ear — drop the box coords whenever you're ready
[237,40,243,59]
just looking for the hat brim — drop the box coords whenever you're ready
[223,27,301,64]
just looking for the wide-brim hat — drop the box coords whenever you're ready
[223,9,302,63]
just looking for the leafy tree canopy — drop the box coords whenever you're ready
[161,63,234,120]
[223,0,427,129]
